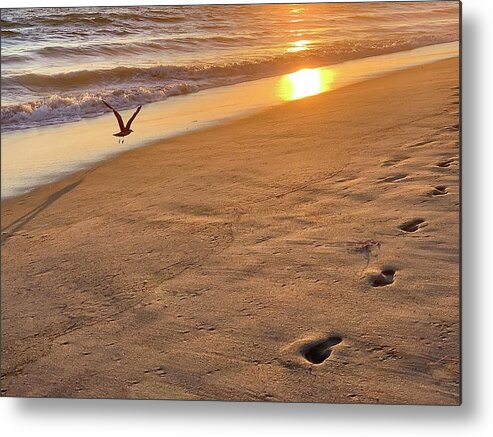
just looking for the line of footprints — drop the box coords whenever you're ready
[297,124,457,366]
[369,123,458,292]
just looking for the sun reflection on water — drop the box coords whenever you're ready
[286,39,311,53]
[278,67,336,101]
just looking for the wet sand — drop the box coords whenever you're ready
[1,42,458,200]
[1,58,460,404]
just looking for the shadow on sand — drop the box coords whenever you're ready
[1,179,83,244]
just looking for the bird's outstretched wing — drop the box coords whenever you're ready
[102,100,125,132]
[126,105,142,130]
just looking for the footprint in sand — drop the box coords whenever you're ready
[436,159,455,168]
[430,185,448,196]
[398,218,426,233]
[369,268,396,287]
[301,336,343,364]
[445,123,460,132]
[378,173,407,183]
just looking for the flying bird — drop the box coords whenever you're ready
[102,100,142,143]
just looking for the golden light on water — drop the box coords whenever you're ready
[290,7,305,14]
[289,6,305,23]
[286,39,311,53]
[279,67,336,101]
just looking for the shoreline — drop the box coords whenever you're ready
[1,58,460,403]
[1,41,459,200]
[2,39,458,134]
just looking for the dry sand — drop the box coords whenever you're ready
[1,58,460,404]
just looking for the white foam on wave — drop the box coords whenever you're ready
[1,83,199,131]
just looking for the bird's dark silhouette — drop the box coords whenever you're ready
[102,100,142,143]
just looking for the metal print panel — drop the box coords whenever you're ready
[0,1,461,404]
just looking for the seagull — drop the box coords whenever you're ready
[102,100,142,143]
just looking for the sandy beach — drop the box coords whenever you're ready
[1,58,460,404]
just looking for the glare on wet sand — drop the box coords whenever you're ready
[279,67,336,100]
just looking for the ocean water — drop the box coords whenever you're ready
[1,2,459,131]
